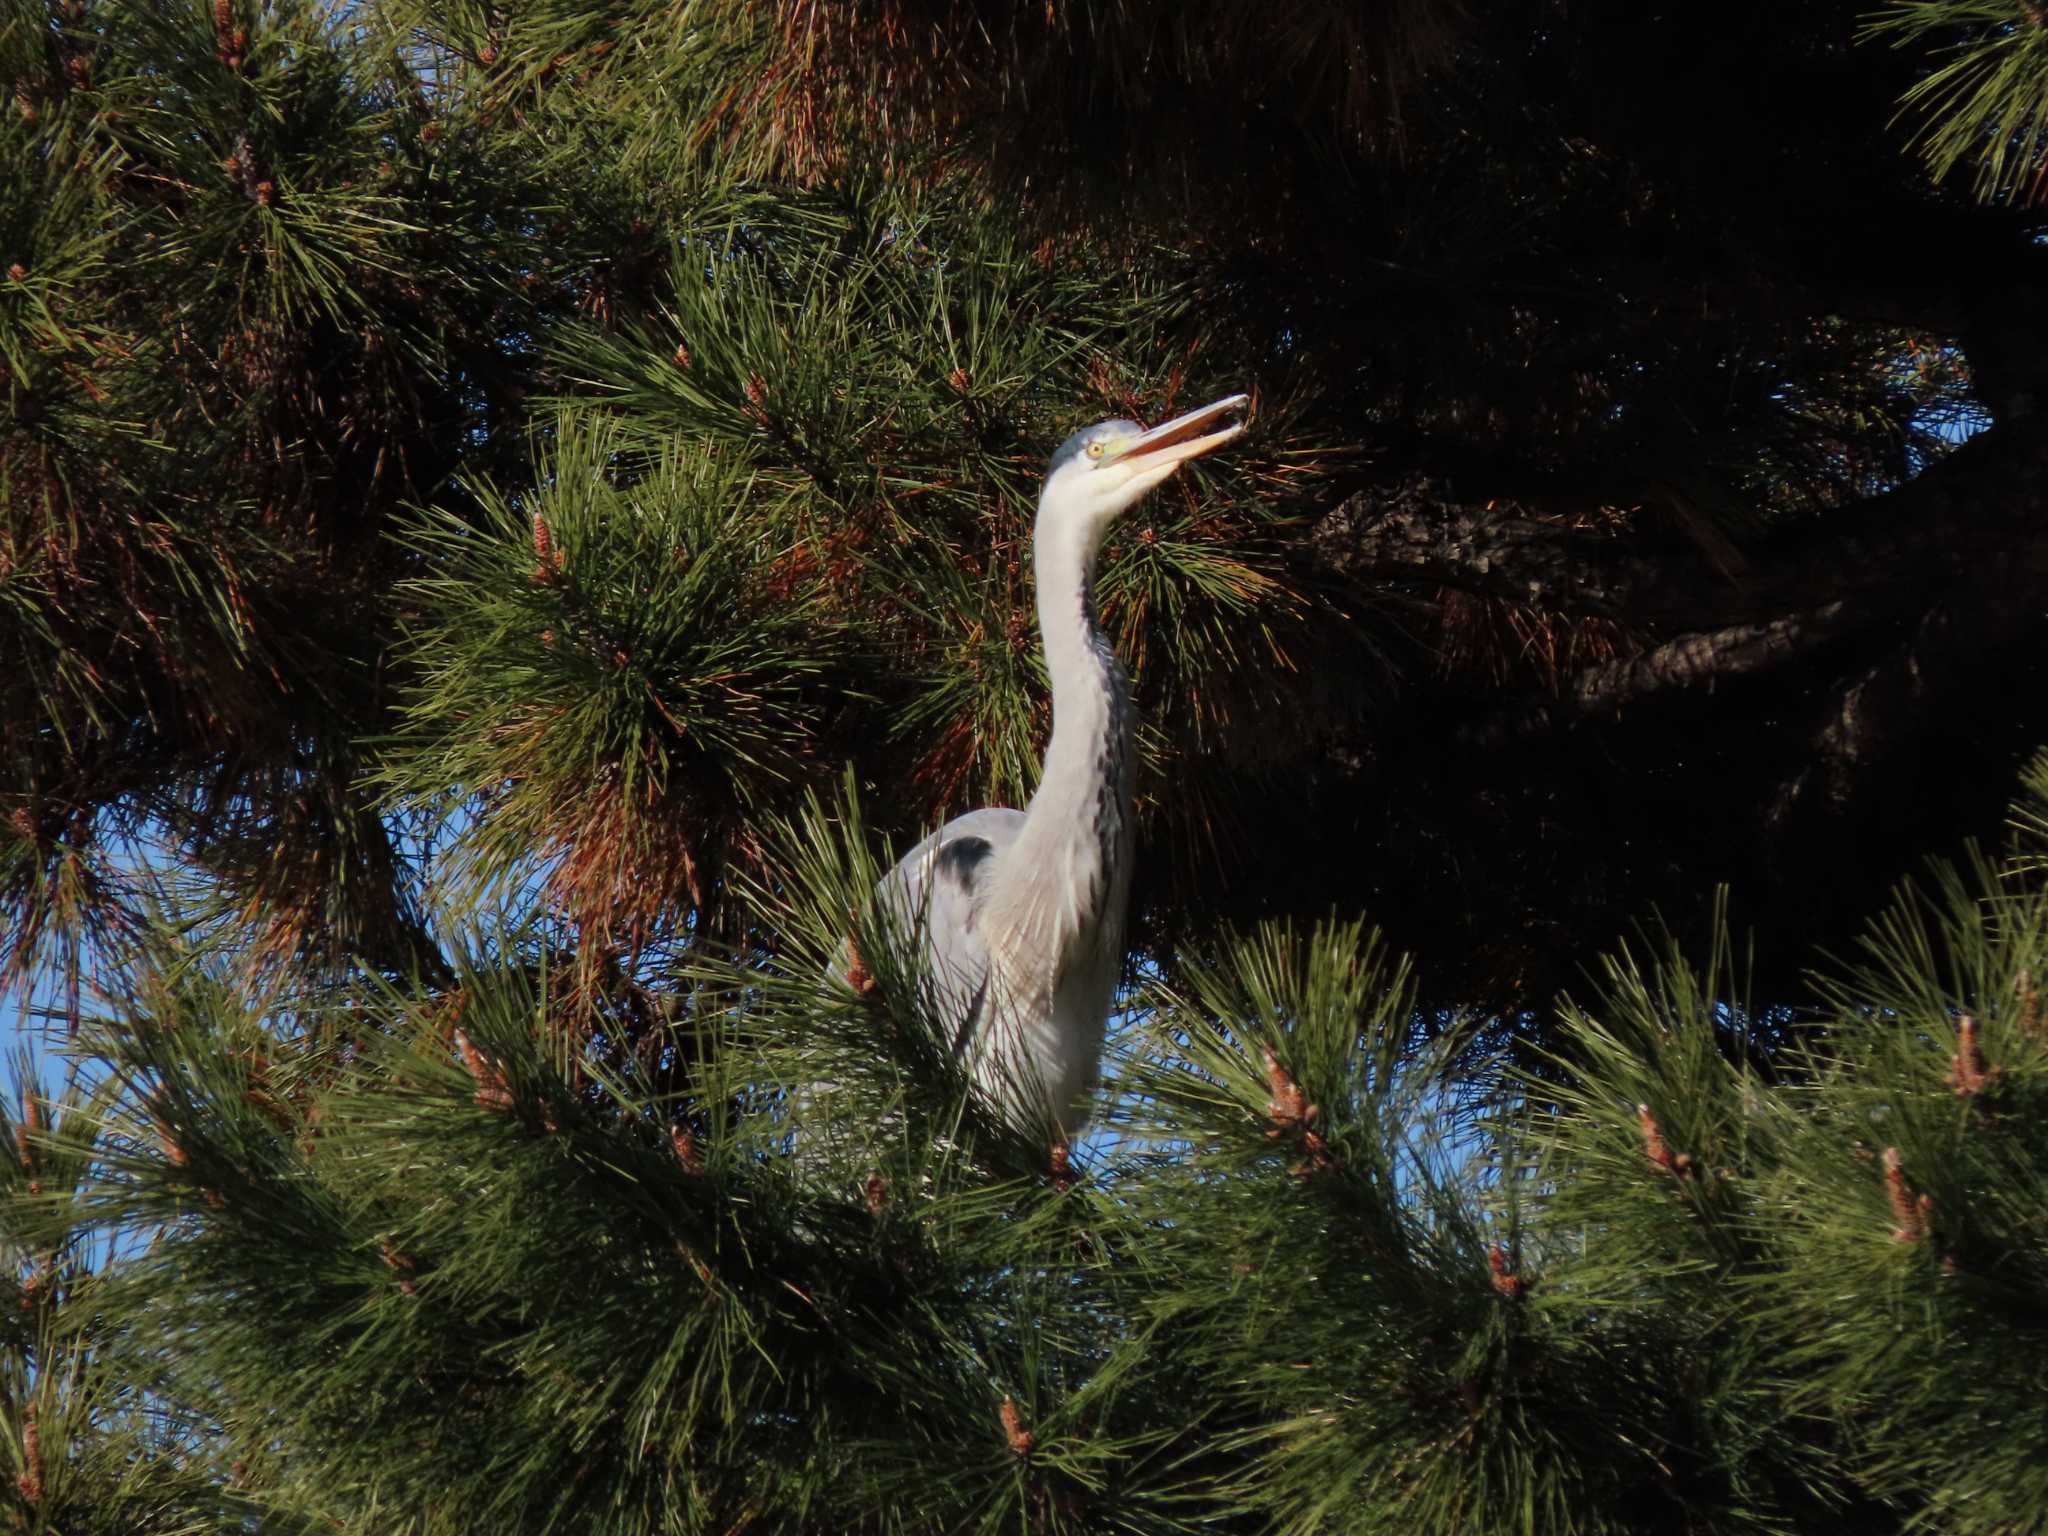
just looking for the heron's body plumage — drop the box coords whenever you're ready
[875,530,1133,1132]
[869,394,1247,1139]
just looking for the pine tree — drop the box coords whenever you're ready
[5,1,2048,1532]
[1866,1,2048,204]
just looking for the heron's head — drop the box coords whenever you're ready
[1038,393,1250,536]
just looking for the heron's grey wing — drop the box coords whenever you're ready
[874,808,1026,1056]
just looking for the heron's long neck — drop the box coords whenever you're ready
[1015,514,1133,894]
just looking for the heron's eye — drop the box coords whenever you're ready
[1085,441,1106,459]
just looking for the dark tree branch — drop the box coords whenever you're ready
[1307,484,1644,616]
[1777,557,2048,826]
[1313,403,2048,645]
[1463,602,1858,746]
[1306,374,2048,808]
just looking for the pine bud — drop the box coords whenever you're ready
[6,264,25,282]
[947,366,969,392]
[379,1238,418,1295]
[842,934,880,999]
[1637,1103,1692,1176]
[253,180,273,206]
[530,511,564,582]
[1488,1244,1524,1299]
[154,1108,188,1168]
[16,1401,40,1505]
[453,1028,513,1111]
[478,44,497,65]
[999,1396,1034,1458]
[16,1090,42,1196]
[1260,1045,1313,1134]
[154,1104,227,1208]
[674,1237,714,1289]
[1260,1046,1337,1174]
[1946,1014,1999,1098]
[672,341,690,370]
[215,0,241,64]
[296,1098,322,1158]
[1048,1142,1075,1191]
[671,1124,703,1175]
[1881,1147,1933,1243]
[864,1169,886,1215]
[680,841,703,912]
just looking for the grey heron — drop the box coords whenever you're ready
[869,392,1251,1145]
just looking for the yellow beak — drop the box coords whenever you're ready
[1110,392,1251,470]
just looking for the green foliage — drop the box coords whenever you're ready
[1766,779,2048,1528]
[1519,764,2048,1534]
[6,0,2048,1530]
[382,169,1329,948]
[384,420,842,953]
[5,0,2023,1014]
[8,802,1212,1533]
[1,1057,287,1534]
[1869,2,2048,205]
[9,757,2048,1531]
[0,0,601,988]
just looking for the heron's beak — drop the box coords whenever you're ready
[1112,392,1251,471]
